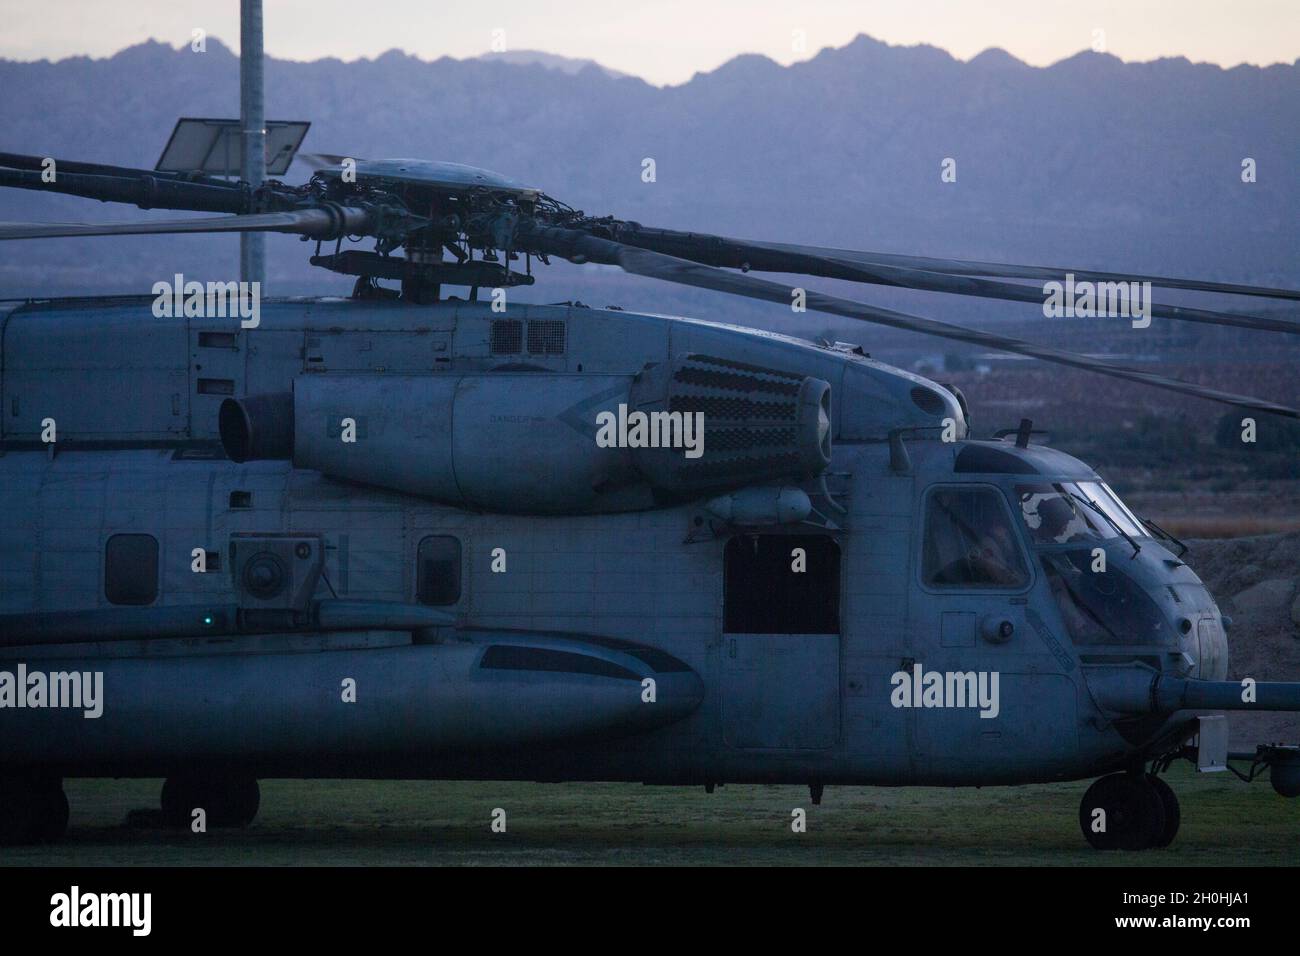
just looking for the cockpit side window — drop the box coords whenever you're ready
[922,487,1029,588]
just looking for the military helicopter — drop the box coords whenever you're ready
[1,132,1299,853]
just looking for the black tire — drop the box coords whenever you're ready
[0,778,41,845]
[35,786,70,844]
[160,775,203,829]
[219,777,260,828]
[0,774,69,845]
[1145,773,1181,848]
[161,774,260,829]
[1079,772,1166,850]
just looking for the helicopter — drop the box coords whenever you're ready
[0,132,1299,853]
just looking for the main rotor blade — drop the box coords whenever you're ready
[809,255,1300,336]
[0,164,246,214]
[749,238,1300,303]
[601,225,1300,333]
[0,152,232,187]
[0,207,374,241]
[523,225,1299,420]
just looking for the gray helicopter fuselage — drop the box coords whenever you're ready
[0,296,1226,786]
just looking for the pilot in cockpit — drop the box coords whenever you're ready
[1032,494,1084,545]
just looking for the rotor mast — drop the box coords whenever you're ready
[240,0,266,286]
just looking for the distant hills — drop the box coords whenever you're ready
[1,34,1296,330]
[476,49,627,79]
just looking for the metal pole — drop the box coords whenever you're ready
[239,0,266,286]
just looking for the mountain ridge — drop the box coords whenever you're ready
[8,32,1293,81]
[1,33,1295,307]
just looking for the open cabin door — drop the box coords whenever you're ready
[721,533,841,750]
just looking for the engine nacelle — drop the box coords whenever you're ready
[220,358,831,514]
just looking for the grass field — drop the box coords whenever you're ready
[2,764,1296,866]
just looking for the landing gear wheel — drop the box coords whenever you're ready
[220,777,260,827]
[161,774,260,829]
[160,775,200,829]
[34,785,70,843]
[1079,772,1166,850]
[0,773,70,845]
[1145,773,1181,848]
[0,777,41,845]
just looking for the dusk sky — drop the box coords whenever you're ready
[2,0,1298,85]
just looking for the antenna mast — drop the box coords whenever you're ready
[239,0,265,286]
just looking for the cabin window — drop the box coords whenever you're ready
[416,535,462,605]
[104,533,159,605]
[922,486,1028,588]
[723,534,840,634]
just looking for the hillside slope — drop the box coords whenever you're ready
[1186,532,1300,746]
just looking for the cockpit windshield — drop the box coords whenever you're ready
[1015,481,1168,645]
[1039,548,1173,645]
[1015,482,1146,546]
[1086,482,1146,537]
